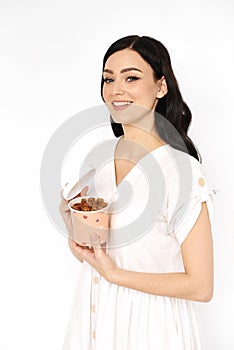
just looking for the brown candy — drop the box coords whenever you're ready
[71,197,108,212]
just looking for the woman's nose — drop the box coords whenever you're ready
[110,80,125,96]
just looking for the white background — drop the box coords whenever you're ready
[0,0,234,349]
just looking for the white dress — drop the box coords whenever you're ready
[62,135,215,350]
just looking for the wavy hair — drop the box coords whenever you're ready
[101,35,201,162]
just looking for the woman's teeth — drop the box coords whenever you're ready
[112,101,132,106]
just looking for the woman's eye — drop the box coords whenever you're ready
[103,77,113,83]
[126,76,140,82]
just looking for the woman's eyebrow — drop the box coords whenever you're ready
[103,67,143,74]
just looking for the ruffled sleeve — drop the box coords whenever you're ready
[166,156,216,245]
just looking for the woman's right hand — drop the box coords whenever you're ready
[59,185,92,263]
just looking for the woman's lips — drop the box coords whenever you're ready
[112,101,133,111]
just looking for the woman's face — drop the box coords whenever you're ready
[102,49,165,123]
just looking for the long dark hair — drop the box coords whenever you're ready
[101,35,201,162]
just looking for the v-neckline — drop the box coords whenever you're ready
[112,136,168,188]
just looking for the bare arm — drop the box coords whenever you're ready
[109,202,213,302]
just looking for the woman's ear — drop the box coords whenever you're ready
[157,76,168,98]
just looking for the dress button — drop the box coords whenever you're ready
[91,304,96,312]
[93,276,99,284]
[198,177,205,187]
[92,330,96,339]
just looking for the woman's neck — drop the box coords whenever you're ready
[121,123,165,152]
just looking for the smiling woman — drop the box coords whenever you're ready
[101,35,199,160]
[102,50,167,113]
[60,35,216,350]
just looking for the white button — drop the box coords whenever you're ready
[198,177,205,187]
[93,276,99,284]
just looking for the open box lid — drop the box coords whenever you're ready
[62,168,96,201]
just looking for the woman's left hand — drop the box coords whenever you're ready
[71,234,119,282]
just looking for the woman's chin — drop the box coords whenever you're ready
[107,103,152,125]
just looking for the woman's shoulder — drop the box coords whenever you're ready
[159,145,216,201]
[155,144,208,188]
[156,144,198,172]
